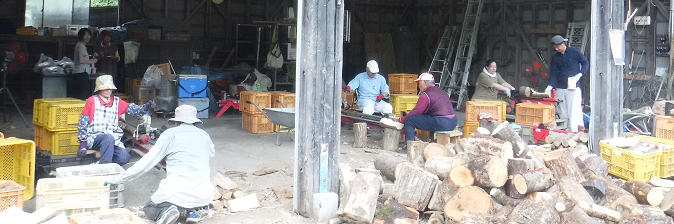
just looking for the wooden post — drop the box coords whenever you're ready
[353,123,367,148]
[294,0,344,218]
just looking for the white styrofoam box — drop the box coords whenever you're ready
[178,97,209,119]
[55,164,125,208]
[654,101,674,116]
[35,177,110,217]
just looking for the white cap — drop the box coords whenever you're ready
[366,60,379,73]
[94,75,117,92]
[414,73,434,82]
[169,105,203,124]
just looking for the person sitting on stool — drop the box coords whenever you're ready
[399,73,458,145]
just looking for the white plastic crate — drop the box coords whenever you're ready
[35,177,110,217]
[55,164,125,208]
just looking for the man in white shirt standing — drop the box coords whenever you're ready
[107,105,215,224]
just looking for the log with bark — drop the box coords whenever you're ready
[659,187,674,216]
[505,199,561,224]
[407,141,428,167]
[425,156,454,181]
[580,154,609,177]
[443,186,493,222]
[649,187,670,207]
[490,187,522,207]
[393,163,439,211]
[557,176,595,207]
[491,121,544,168]
[467,156,508,188]
[619,204,674,224]
[490,204,514,224]
[578,201,621,223]
[427,177,461,211]
[338,171,382,223]
[353,123,367,148]
[513,168,555,194]
[506,158,535,199]
[427,212,446,224]
[448,165,474,188]
[623,180,655,205]
[560,205,606,224]
[458,212,491,224]
[424,143,448,160]
[373,155,407,181]
[544,149,586,183]
[382,128,402,151]
[373,198,420,224]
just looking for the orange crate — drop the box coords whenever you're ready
[657,116,674,141]
[271,92,295,108]
[465,101,504,122]
[0,180,25,212]
[239,91,271,114]
[389,74,418,94]
[242,112,273,134]
[515,103,555,126]
[463,121,479,138]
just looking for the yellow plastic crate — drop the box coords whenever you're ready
[0,180,25,212]
[0,137,35,200]
[600,137,662,181]
[626,135,674,178]
[33,98,81,125]
[473,99,507,121]
[463,121,479,138]
[656,116,674,141]
[515,103,555,126]
[35,126,79,156]
[43,101,85,131]
[70,208,145,224]
[466,101,504,122]
[390,94,419,117]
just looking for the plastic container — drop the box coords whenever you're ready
[177,75,208,98]
[43,101,86,131]
[239,91,271,114]
[600,137,662,181]
[271,92,296,108]
[70,208,145,224]
[33,98,81,126]
[463,121,479,138]
[624,135,674,178]
[242,112,273,134]
[472,99,507,121]
[35,177,110,217]
[0,180,26,212]
[55,164,126,208]
[656,116,674,141]
[465,101,504,122]
[0,137,35,200]
[178,97,209,119]
[35,126,79,156]
[515,103,555,126]
[388,74,418,94]
[390,94,419,117]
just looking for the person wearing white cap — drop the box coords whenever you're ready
[107,105,215,224]
[472,59,516,100]
[343,60,393,115]
[76,75,152,165]
[545,35,589,132]
[399,73,457,145]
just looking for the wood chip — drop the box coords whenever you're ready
[253,167,279,176]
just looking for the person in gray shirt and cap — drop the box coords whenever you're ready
[544,35,589,132]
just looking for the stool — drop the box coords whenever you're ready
[436,130,463,145]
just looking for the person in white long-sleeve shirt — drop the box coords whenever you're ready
[107,105,215,224]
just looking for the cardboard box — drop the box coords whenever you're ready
[134,85,155,104]
[653,101,674,116]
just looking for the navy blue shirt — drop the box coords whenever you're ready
[549,46,589,89]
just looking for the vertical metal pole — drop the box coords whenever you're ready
[589,0,624,153]
[255,26,262,68]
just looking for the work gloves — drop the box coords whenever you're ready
[343,86,351,92]
[544,85,553,95]
[399,116,406,123]
[376,94,385,102]
[505,89,512,97]
[77,141,87,157]
[568,73,582,91]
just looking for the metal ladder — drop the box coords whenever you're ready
[447,0,484,110]
[429,26,459,88]
[566,22,589,54]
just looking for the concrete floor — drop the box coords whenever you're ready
[0,106,466,223]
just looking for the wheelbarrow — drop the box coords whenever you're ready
[247,101,295,146]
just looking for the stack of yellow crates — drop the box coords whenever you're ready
[240,91,273,134]
[33,98,85,155]
[464,101,505,138]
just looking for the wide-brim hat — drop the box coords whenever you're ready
[94,75,117,92]
[169,105,202,124]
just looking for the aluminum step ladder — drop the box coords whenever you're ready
[566,22,589,54]
[447,0,484,110]
[429,26,460,89]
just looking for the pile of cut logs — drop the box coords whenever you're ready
[337,119,674,224]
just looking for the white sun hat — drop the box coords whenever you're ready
[366,60,379,73]
[94,75,117,92]
[169,105,203,124]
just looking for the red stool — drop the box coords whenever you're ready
[215,99,240,118]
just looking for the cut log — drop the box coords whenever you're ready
[373,155,407,181]
[490,187,522,207]
[581,154,609,177]
[491,121,544,168]
[582,180,607,204]
[467,156,508,188]
[544,149,586,183]
[623,180,654,205]
[525,192,554,204]
[519,86,531,97]
[428,212,446,224]
[602,183,639,210]
[458,212,491,224]
[505,158,535,199]
[338,164,356,214]
[232,190,244,199]
[338,172,382,223]
[383,128,401,151]
[353,123,367,148]
[374,198,420,224]
[578,201,621,223]
[443,186,493,222]
[659,187,674,216]
[393,163,439,211]
[407,141,428,167]
[513,168,554,194]
[619,204,674,224]
[560,205,606,224]
[648,187,669,208]
[490,204,513,224]
[558,176,595,206]
[569,144,588,158]
[425,156,454,181]
[448,165,474,187]
[428,177,461,211]
[505,199,560,224]
[424,143,448,160]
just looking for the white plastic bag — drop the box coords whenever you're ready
[264,43,284,69]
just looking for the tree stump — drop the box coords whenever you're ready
[467,156,508,188]
[353,123,367,148]
[544,149,586,183]
[393,163,439,211]
[383,128,401,151]
[443,186,493,222]
[505,158,534,199]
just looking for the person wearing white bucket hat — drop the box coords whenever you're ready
[343,60,394,115]
[77,75,153,165]
[107,105,215,224]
